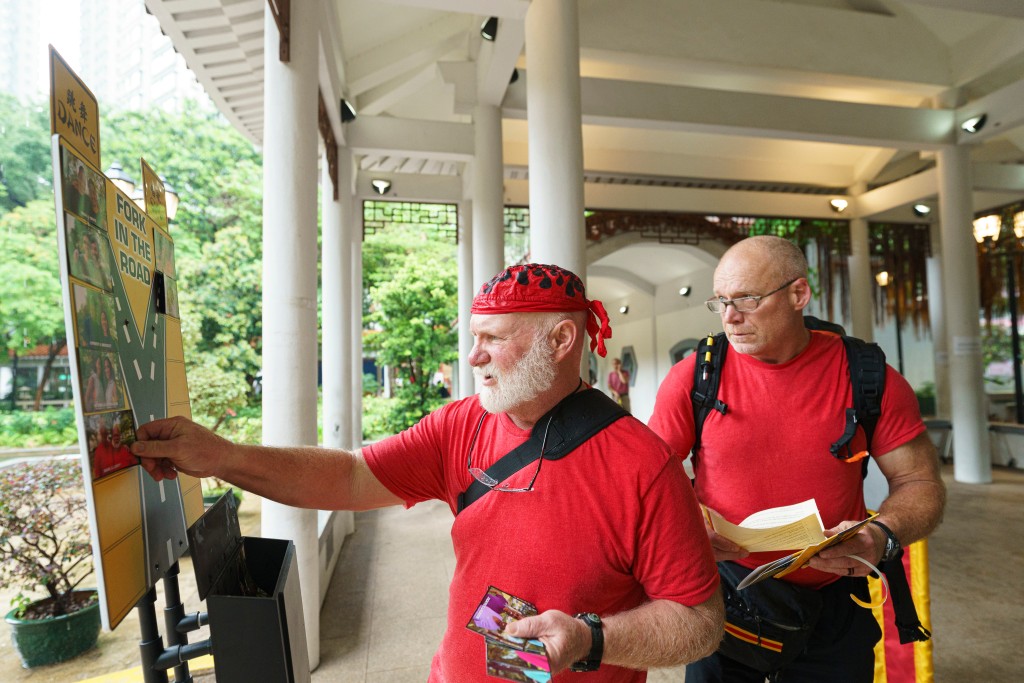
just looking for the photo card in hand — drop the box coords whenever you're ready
[466,586,551,681]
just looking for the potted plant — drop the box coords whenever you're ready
[0,457,100,668]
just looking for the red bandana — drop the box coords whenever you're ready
[471,263,613,357]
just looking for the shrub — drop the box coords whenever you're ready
[0,407,79,448]
[0,458,93,617]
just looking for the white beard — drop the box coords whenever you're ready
[476,335,556,414]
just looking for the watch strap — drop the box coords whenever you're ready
[570,612,603,672]
[870,519,901,562]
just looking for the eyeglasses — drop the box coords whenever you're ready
[705,279,798,314]
[466,412,552,493]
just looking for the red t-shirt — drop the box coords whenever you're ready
[364,391,719,682]
[648,331,925,588]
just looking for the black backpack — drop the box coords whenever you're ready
[690,316,886,474]
[690,316,932,645]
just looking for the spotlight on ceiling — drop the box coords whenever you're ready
[509,68,519,85]
[912,204,931,218]
[371,179,392,195]
[679,286,692,297]
[829,198,849,213]
[619,305,629,314]
[481,16,498,41]
[961,114,987,134]
[340,98,357,123]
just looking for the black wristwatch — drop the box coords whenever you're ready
[870,520,901,563]
[570,612,603,672]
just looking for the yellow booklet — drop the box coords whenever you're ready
[701,500,876,589]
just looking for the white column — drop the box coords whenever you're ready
[261,4,320,667]
[322,146,353,453]
[472,104,505,290]
[937,145,991,484]
[848,217,874,341]
[458,198,475,398]
[351,202,364,444]
[927,221,950,418]
[525,0,585,275]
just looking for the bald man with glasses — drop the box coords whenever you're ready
[649,235,945,683]
[132,263,723,682]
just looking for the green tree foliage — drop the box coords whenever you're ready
[100,104,265,419]
[365,226,458,432]
[0,200,66,409]
[0,95,52,214]
[100,102,263,259]
[0,97,263,428]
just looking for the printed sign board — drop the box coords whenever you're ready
[49,47,203,630]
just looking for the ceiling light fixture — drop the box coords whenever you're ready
[912,204,931,218]
[480,17,498,41]
[679,286,691,297]
[509,68,519,85]
[371,178,392,195]
[619,305,629,314]
[340,98,357,123]
[829,198,848,213]
[961,114,987,134]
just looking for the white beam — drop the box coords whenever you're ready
[346,116,474,160]
[354,171,463,202]
[378,0,529,19]
[902,0,1024,19]
[476,17,524,106]
[359,65,440,116]
[956,79,1024,145]
[856,168,939,217]
[503,75,957,149]
[347,18,468,97]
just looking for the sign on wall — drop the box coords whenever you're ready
[49,46,203,631]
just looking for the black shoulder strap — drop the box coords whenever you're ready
[689,319,886,474]
[690,333,729,456]
[455,389,628,515]
[829,335,886,473]
[881,550,932,644]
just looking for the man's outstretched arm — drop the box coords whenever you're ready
[130,416,403,511]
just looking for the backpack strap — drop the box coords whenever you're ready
[456,389,628,515]
[690,333,729,456]
[829,336,886,472]
[881,549,933,644]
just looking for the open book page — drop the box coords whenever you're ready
[702,499,827,552]
[736,514,878,589]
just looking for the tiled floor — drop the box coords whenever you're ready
[2,463,1021,681]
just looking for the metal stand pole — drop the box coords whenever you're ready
[137,569,212,683]
[163,562,193,683]
[138,588,169,683]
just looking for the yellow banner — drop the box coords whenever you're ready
[50,46,100,169]
[140,158,168,230]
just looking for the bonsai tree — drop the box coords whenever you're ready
[0,458,94,618]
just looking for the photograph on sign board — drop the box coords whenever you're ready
[66,213,114,291]
[72,283,118,351]
[79,349,126,413]
[165,276,179,318]
[87,410,137,481]
[60,145,106,229]
[154,229,175,278]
